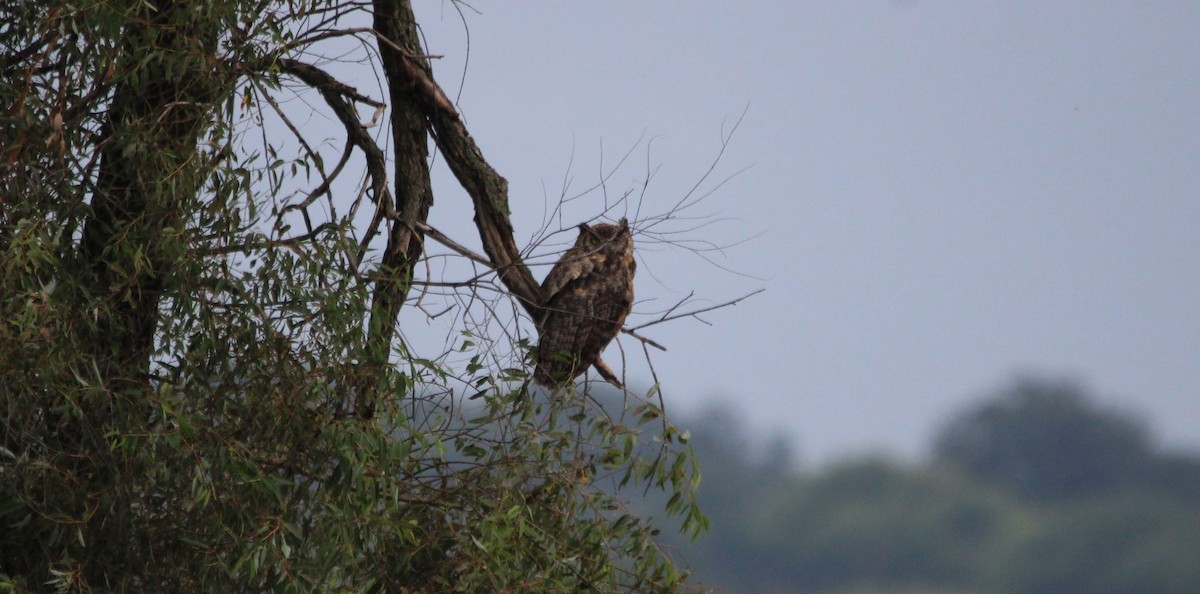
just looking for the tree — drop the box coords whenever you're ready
[649,383,1200,594]
[933,378,1151,501]
[988,492,1200,594]
[748,459,1019,593]
[2,1,714,591]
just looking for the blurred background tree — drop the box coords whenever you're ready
[660,378,1200,594]
[933,378,1152,501]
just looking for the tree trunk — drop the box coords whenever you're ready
[69,2,222,585]
[354,0,438,416]
[78,2,221,392]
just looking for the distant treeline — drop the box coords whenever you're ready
[659,378,1200,594]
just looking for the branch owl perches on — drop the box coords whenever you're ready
[534,218,636,387]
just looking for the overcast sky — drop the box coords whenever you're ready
[398,1,1200,465]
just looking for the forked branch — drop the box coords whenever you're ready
[371,28,543,318]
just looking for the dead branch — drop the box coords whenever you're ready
[372,29,543,318]
[282,6,751,394]
[621,327,667,352]
[414,221,492,267]
[630,288,765,331]
[277,58,391,221]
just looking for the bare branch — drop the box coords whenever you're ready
[276,58,391,219]
[620,327,667,352]
[630,288,765,332]
[414,221,492,267]
[275,58,395,276]
[371,30,543,318]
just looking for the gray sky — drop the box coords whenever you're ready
[403,1,1200,464]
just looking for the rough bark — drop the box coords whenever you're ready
[361,0,437,415]
[371,0,619,385]
[369,3,542,318]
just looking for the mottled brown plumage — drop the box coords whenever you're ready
[534,218,635,387]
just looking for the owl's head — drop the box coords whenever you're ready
[576,218,632,252]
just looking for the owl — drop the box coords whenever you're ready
[534,218,636,387]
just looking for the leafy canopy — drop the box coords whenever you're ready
[1,0,705,591]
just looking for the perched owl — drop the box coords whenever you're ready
[534,218,635,387]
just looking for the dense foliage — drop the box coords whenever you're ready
[667,380,1200,594]
[1,1,702,591]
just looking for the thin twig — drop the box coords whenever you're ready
[415,221,492,267]
[620,328,666,352]
[630,288,764,331]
